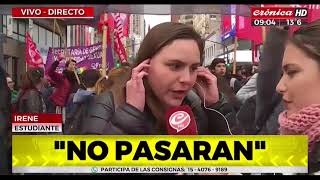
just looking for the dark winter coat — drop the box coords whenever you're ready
[47,61,76,107]
[17,89,46,113]
[82,90,238,135]
[0,66,11,174]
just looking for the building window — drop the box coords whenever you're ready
[53,33,59,47]
[30,24,61,47]
[205,49,207,59]
[47,30,53,47]
[18,21,26,41]
[38,26,46,46]
[5,18,27,42]
[12,19,18,40]
[2,15,7,33]
[185,15,193,19]
[210,15,217,20]
[33,24,39,44]
[3,56,18,86]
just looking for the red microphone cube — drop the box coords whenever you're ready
[165,105,198,135]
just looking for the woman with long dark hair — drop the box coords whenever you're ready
[83,22,237,135]
[16,68,46,113]
[275,20,320,174]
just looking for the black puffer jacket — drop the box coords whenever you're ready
[82,90,237,135]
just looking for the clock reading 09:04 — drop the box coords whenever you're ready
[252,19,277,26]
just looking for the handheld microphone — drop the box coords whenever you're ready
[165,105,198,135]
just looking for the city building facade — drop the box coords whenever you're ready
[0,16,66,87]
[126,14,145,62]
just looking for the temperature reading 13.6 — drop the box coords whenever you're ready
[286,19,302,26]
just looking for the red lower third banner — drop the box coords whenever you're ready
[12,114,62,133]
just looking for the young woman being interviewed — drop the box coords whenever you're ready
[83,22,238,135]
[276,20,320,174]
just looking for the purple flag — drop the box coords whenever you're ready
[45,43,102,74]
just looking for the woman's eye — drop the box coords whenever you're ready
[169,64,182,71]
[286,70,298,77]
[191,66,199,72]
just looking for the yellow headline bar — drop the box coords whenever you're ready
[12,135,307,167]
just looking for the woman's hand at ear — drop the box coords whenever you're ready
[126,59,150,112]
[194,67,219,107]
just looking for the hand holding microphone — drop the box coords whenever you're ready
[126,59,150,112]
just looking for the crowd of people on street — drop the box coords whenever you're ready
[1,20,320,174]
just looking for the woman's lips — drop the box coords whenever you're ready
[283,99,293,109]
[171,90,188,99]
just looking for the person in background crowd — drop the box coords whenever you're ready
[236,71,258,104]
[74,69,101,102]
[95,76,113,96]
[252,62,259,74]
[235,62,259,134]
[275,21,320,174]
[254,26,288,136]
[0,66,11,174]
[83,22,237,135]
[208,58,242,131]
[209,58,242,93]
[209,58,226,77]
[64,69,100,134]
[105,65,132,108]
[238,26,287,136]
[235,67,246,82]
[240,64,254,85]
[236,72,259,134]
[48,56,79,123]
[6,74,18,104]
[71,69,100,109]
[95,64,132,96]
[15,68,46,113]
[40,78,56,113]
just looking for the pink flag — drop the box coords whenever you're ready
[113,13,124,40]
[112,13,128,63]
[123,14,130,37]
[113,30,128,63]
[111,13,129,38]
[25,32,44,68]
